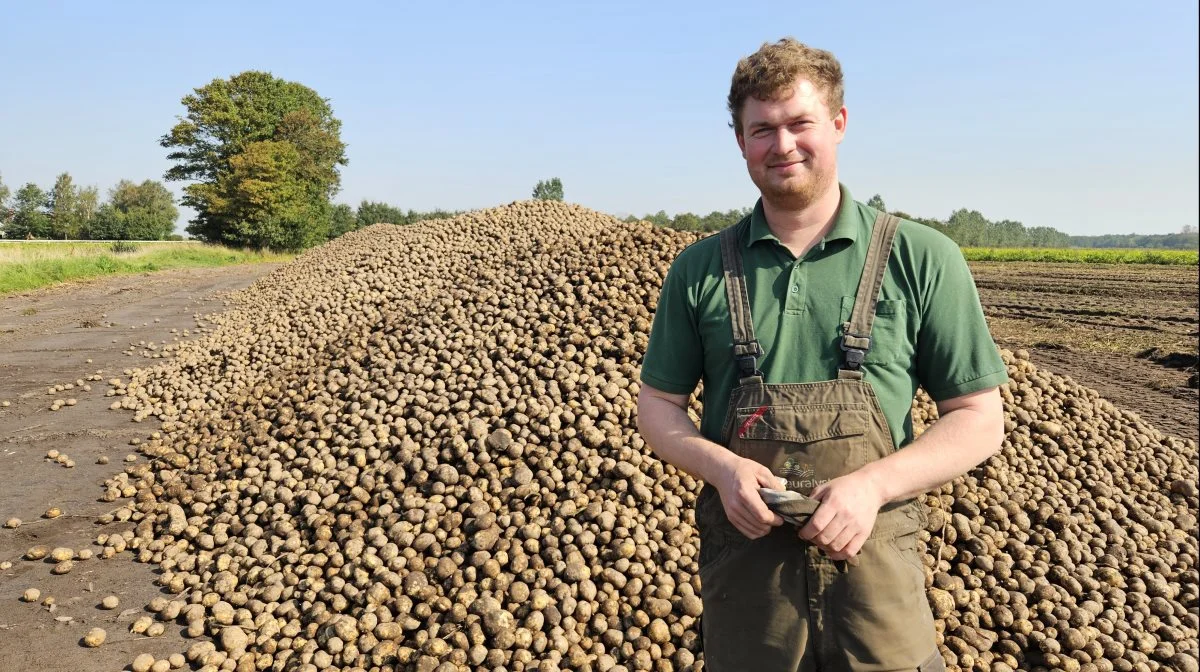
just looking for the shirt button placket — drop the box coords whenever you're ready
[786,263,805,313]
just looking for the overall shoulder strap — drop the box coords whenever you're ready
[719,219,763,383]
[840,212,901,377]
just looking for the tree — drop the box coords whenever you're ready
[161,71,348,250]
[75,186,100,236]
[0,173,10,234]
[88,180,179,240]
[669,213,697,230]
[645,210,671,227]
[196,140,324,250]
[328,203,357,239]
[945,208,989,246]
[49,172,81,239]
[1184,224,1197,235]
[532,177,564,201]
[866,194,887,212]
[356,200,409,227]
[8,183,51,239]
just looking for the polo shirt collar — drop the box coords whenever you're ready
[746,183,860,250]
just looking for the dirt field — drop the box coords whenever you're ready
[973,262,1199,441]
[0,259,1195,670]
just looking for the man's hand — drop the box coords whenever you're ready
[797,469,886,561]
[713,456,784,539]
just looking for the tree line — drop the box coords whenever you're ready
[0,172,180,240]
[878,195,1196,250]
[621,208,753,233]
[326,178,563,238]
[1066,231,1199,250]
[632,194,1198,250]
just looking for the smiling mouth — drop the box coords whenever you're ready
[769,159,806,168]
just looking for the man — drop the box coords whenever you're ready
[635,38,1008,671]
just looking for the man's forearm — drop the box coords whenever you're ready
[859,401,1005,503]
[636,394,736,485]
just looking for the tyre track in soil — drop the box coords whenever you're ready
[0,264,280,672]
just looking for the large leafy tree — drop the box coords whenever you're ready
[88,180,179,240]
[160,71,347,250]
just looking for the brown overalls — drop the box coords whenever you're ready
[696,213,946,672]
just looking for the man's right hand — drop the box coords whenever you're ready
[713,455,784,539]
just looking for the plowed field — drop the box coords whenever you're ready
[972,261,1198,440]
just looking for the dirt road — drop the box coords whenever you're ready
[0,265,279,672]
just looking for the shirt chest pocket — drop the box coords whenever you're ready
[840,297,909,366]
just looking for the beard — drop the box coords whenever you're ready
[748,157,836,211]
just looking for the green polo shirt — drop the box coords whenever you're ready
[640,184,1009,450]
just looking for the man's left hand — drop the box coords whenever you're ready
[797,469,886,562]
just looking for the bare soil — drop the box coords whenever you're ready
[971,261,1199,442]
[0,265,279,672]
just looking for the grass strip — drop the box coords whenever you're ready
[0,244,292,295]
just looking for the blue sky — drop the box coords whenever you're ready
[1,1,1196,236]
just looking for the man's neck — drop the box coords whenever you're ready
[761,183,842,257]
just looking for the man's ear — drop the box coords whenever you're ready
[735,129,746,159]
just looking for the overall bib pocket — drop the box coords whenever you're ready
[730,403,871,494]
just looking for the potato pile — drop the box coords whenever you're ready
[100,201,1197,672]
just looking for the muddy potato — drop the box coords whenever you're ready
[130,653,155,672]
[81,627,106,647]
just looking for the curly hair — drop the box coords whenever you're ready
[727,38,844,134]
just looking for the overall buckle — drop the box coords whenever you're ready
[733,340,764,379]
[840,334,871,370]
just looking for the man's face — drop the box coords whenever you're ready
[736,77,846,210]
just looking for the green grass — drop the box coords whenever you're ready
[962,247,1198,265]
[0,242,292,295]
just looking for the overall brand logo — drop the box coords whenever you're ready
[737,405,769,438]
[779,457,828,490]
